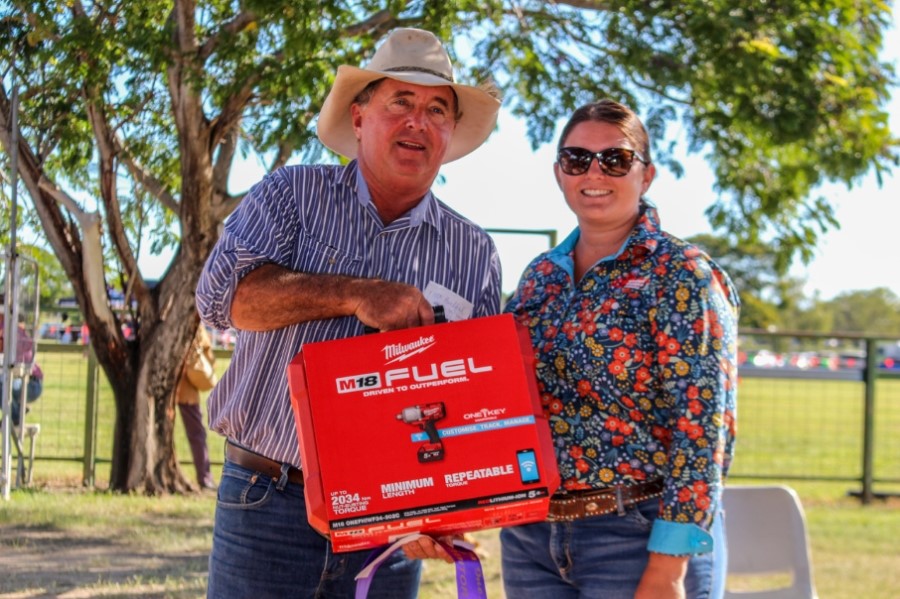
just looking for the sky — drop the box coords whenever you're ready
[430,18,900,299]
[152,13,899,301]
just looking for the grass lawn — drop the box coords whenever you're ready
[2,475,899,598]
[3,348,899,597]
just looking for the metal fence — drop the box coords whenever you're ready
[8,330,900,502]
[735,329,900,502]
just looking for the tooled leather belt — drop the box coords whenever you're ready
[225,440,304,485]
[547,479,664,522]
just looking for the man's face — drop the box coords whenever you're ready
[351,78,457,197]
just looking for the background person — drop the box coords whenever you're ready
[0,312,44,425]
[196,28,502,598]
[175,325,216,490]
[500,100,739,599]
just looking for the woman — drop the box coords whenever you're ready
[501,100,739,599]
[175,325,217,490]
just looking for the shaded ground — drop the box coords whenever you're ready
[1,524,208,598]
[0,501,503,599]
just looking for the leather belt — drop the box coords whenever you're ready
[547,479,664,522]
[225,441,304,485]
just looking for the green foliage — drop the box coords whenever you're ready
[1,1,898,489]
[736,294,783,331]
[4,1,895,272]
[824,287,900,335]
[687,233,900,335]
[687,232,808,329]
[467,1,898,263]
[0,203,72,313]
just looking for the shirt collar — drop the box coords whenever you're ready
[351,161,441,232]
[548,199,662,272]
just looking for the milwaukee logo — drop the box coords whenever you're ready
[383,336,436,364]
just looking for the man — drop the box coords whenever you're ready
[196,28,502,598]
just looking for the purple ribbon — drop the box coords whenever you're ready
[354,533,486,599]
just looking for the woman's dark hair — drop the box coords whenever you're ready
[557,100,652,163]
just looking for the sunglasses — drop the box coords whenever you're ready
[557,147,649,177]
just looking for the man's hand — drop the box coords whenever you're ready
[351,279,435,332]
[400,534,461,564]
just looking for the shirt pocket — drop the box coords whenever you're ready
[295,232,364,276]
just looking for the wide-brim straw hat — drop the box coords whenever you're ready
[316,28,501,164]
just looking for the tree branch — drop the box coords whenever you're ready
[167,0,209,142]
[219,192,245,219]
[38,180,113,325]
[212,124,238,207]
[268,141,293,173]
[198,9,257,61]
[552,0,612,10]
[83,89,150,310]
[167,0,212,178]
[209,76,259,150]
[172,0,198,54]
[115,142,180,213]
[1,87,118,333]
[344,10,399,37]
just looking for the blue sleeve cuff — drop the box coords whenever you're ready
[647,520,714,555]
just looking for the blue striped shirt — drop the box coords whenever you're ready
[196,160,502,465]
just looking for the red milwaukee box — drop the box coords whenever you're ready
[287,313,559,552]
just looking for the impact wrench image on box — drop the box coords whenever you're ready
[397,402,446,462]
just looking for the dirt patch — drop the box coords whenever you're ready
[1,524,208,598]
[0,481,505,598]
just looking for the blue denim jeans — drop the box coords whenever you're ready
[500,498,726,599]
[207,460,421,598]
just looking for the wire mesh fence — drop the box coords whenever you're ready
[7,331,900,498]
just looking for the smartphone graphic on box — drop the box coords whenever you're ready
[516,448,540,484]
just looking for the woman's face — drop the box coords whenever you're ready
[554,120,655,233]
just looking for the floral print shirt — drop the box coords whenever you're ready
[504,201,739,553]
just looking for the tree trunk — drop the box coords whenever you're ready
[2,99,218,493]
[104,261,214,493]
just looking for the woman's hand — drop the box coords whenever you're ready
[634,552,689,599]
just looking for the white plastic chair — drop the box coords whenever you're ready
[722,484,819,599]
[13,423,41,485]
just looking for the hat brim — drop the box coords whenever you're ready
[316,65,501,164]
